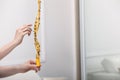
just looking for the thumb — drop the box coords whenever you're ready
[29,65,39,72]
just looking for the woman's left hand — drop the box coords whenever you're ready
[13,24,32,46]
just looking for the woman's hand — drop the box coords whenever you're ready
[13,24,32,46]
[0,60,40,78]
[18,60,40,73]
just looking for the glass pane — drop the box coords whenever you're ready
[85,0,120,80]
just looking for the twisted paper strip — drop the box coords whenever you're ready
[34,0,41,67]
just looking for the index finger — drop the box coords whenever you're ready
[26,24,32,26]
[21,24,32,30]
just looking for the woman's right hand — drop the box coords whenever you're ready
[13,24,32,46]
[17,60,40,73]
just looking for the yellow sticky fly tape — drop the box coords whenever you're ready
[34,0,41,67]
[36,53,41,67]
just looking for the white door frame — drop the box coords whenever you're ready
[79,0,86,80]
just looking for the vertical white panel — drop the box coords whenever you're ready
[40,0,46,63]
[79,0,86,80]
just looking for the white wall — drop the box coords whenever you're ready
[39,0,77,80]
[85,0,120,72]
[0,0,78,80]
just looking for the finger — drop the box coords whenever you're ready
[38,67,40,71]
[23,28,32,33]
[23,31,31,36]
[35,68,39,72]
[26,31,31,36]
[29,65,39,72]
[20,24,31,30]
[29,60,36,64]
[28,31,32,36]
[23,27,32,32]
[21,24,32,30]
[27,24,32,26]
